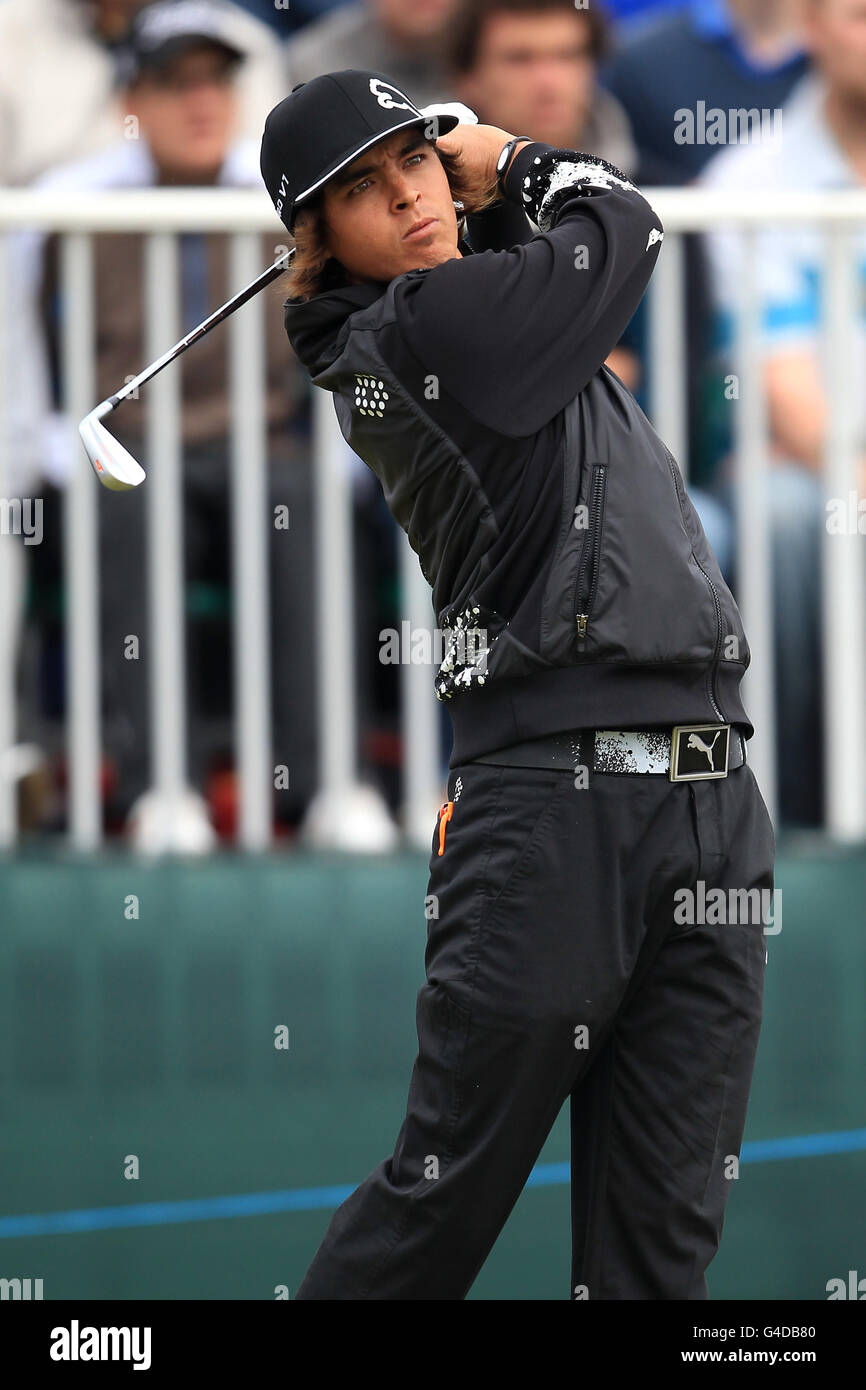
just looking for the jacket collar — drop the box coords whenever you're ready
[284,236,473,379]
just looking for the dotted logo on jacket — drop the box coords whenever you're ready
[354,376,389,417]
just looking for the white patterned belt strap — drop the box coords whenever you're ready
[471,725,747,779]
[594,730,672,774]
[595,726,746,778]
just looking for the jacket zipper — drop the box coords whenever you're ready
[665,450,725,721]
[574,464,607,648]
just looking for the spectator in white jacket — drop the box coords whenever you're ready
[0,0,287,187]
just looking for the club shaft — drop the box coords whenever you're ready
[108,250,292,411]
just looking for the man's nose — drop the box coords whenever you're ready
[389,170,421,209]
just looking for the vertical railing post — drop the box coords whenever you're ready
[61,233,102,850]
[648,231,689,478]
[229,231,272,850]
[399,532,442,845]
[312,394,357,805]
[822,223,866,839]
[733,226,778,826]
[145,233,187,823]
[0,232,16,848]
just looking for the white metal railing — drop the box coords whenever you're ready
[646,190,866,840]
[0,230,12,844]
[0,187,865,850]
[60,233,101,850]
[732,226,777,825]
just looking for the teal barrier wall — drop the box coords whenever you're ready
[0,839,864,1300]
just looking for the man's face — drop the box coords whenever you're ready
[457,9,596,149]
[319,130,461,285]
[125,44,239,182]
[806,0,866,105]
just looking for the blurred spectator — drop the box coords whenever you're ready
[598,0,810,582]
[449,0,636,170]
[11,0,317,840]
[450,0,638,386]
[0,0,137,185]
[601,0,809,185]
[243,0,689,29]
[700,0,866,826]
[448,0,731,563]
[286,0,464,107]
[0,0,287,186]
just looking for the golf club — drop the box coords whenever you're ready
[78,248,294,490]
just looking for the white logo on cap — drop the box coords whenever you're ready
[369,78,416,114]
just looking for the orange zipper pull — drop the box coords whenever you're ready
[437,800,453,856]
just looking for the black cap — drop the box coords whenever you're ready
[116,0,246,86]
[260,69,461,233]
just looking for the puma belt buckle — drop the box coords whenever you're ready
[669,723,730,781]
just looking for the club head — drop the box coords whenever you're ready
[78,402,146,491]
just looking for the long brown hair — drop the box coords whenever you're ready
[282,144,500,303]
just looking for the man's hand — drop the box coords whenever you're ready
[434,124,527,194]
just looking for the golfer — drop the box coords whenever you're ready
[260,69,776,1301]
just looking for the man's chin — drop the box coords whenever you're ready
[350,236,459,284]
[400,236,459,272]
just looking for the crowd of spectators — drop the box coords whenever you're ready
[1,0,859,845]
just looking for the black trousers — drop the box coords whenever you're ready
[295,751,775,1300]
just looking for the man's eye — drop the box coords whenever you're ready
[348,151,423,194]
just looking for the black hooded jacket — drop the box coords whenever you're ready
[284,140,753,768]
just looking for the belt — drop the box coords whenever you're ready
[471,723,746,780]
